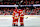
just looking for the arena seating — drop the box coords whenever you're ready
[0,0,40,5]
[0,7,40,15]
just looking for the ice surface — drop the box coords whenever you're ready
[0,15,40,27]
[24,15,40,26]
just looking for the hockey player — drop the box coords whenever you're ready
[12,8,19,26]
[18,9,24,26]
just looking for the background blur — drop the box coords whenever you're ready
[0,0,40,15]
[0,0,40,5]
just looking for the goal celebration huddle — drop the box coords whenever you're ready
[12,8,24,26]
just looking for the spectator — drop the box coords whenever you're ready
[0,7,40,15]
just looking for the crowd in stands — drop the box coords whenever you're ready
[0,0,40,5]
[0,0,40,15]
[0,7,40,15]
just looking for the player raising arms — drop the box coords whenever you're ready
[19,9,24,26]
[12,7,24,26]
[12,7,19,26]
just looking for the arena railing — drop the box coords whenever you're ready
[0,4,40,7]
